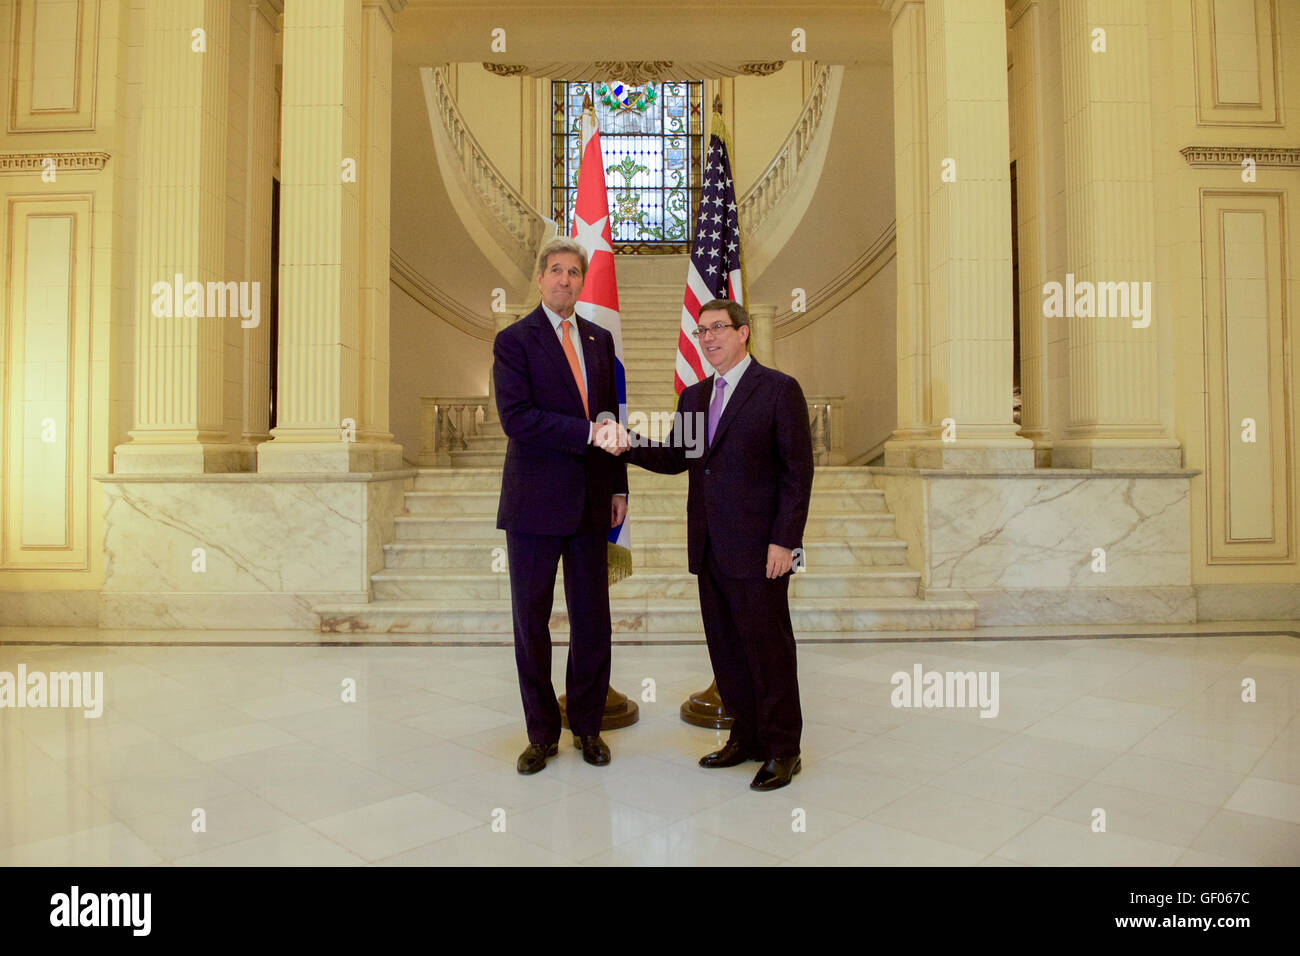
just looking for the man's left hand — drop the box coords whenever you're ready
[612,496,628,528]
[766,544,793,579]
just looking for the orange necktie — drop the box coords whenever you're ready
[559,319,589,417]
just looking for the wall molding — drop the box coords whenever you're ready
[421,65,547,291]
[0,151,111,174]
[390,250,494,341]
[774,219,896,336]
[481,61,785,81]
[1179,145,1300,167]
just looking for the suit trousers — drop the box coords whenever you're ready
[697,537,803,758]
[505,522,611,743]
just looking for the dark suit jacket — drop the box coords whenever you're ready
[626,358,814,578]
[493,304,628,535]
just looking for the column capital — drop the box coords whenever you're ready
[362,0,407,29]
[879,0,923,26]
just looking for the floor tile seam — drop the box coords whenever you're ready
[2,627,1299,649]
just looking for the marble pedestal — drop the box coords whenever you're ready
[93,470,414,629]
[868,466,1198,625]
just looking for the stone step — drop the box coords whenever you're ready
[620,346,681,358]
[412,466,877,491]
[381,537,908,570]
[453,435,507,452]
[622,346,682,361]
[371,567,920,601]
[314,596,978,635]
[401,488,889,515]
[393,513,894,542]
[625,350,681,364]
[449,450,507,468]
[621,328,682,339]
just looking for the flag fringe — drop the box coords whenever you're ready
[607,542,632,587]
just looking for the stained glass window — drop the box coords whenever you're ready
[551,80,704,254]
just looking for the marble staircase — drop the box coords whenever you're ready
[312,466,979,635]
[617,284,687,419]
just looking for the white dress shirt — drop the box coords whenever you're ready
[710,351,753,416]
[541,305,626,502]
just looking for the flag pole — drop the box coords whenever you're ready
[556,85,638,733]
[678,90,742,733]
[707,93,750,312]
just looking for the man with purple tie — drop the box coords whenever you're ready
[604,299,814,791]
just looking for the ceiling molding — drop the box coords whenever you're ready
[480,61,786,82]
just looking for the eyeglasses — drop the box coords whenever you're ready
[692,321,737,338]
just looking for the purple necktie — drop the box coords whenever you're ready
[707,377,727,447]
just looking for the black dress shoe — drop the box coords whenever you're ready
[516,742,558,775]
[699,740,762,768]
[750,755,801,791]
[573,734,611,766]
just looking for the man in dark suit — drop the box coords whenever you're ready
[602,299,814,791]
[493,236,628,775]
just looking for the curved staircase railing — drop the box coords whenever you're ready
[422,66,550,288]
[737,63,835,237]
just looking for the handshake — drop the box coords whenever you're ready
[594,419,631,455]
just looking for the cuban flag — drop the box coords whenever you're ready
[571,95,631,584]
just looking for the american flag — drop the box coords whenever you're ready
[675,134,743,395]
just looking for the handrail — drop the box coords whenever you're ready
[424,66,547,284]
[419,395,488,467]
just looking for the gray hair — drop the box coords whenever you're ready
[535,236,589,278]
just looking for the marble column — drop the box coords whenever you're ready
[747,303,776,367]
[257,0,404,473]
[882,0,931,456]
[884,0,1034,469]
[1006,0,1059,466]
[486,309,523,424]
[241,0,281,448]
[1052,0,1180,469]
[115,0,247,474]
[357,0,405,448]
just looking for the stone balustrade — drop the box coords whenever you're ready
[419,396,488,467]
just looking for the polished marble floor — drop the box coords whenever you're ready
[0,621,1297,866]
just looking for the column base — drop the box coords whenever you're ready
[884,433,1035,470]
[1052,438,1182,471]
[113,441,253,474]
[258,439,406,473]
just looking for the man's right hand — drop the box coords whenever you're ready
[594,420,629,455]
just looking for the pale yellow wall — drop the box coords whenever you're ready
[777,263,898,464]
[0,0,135,591]
[450,63,524,197]
[754,61,896,464]
[730,65,807,195]
[388,282,491,465]
[1153,0,1300,587]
